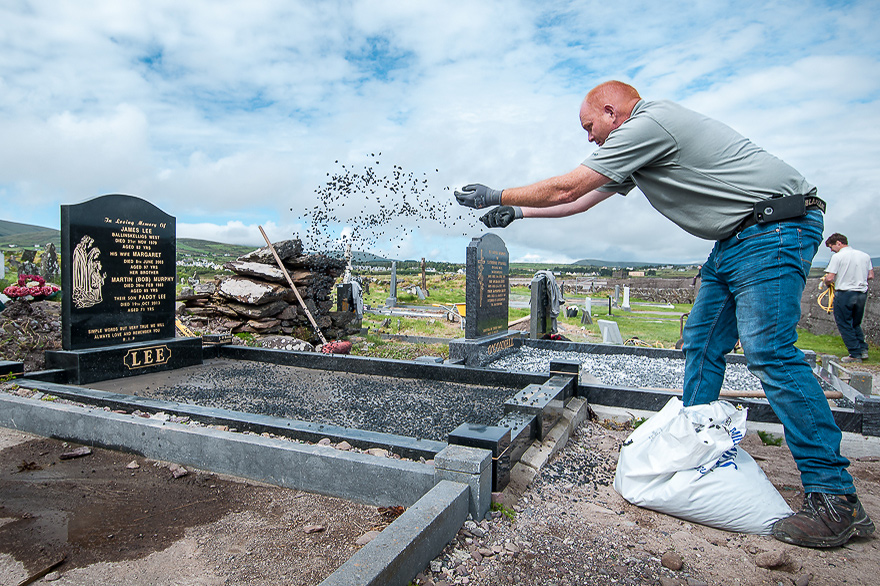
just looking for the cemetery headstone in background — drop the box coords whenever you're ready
[385,261,398,307]
[465,233,509,339]
[40,242,59,281]
[18,249,39,277]
[449,233,520,366]
[337,283,354,312]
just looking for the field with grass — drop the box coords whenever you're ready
[354,272,876,364]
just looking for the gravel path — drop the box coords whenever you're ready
[488,347,762,392]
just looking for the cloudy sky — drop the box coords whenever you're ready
[1,0,878,265]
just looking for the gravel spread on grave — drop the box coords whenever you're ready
[141,360,511,441]
[487,347,762,392]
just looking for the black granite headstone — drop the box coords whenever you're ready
[465,233,509,339]
[60,194,177,350]
[530,273,551,339]
[337,283,354,312]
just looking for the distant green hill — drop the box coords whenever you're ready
[573,258,674,269]
[177,238,257,259]
[0,219,55,237]
[0,220,61,250]
[0,220,394,264]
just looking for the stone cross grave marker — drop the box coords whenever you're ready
[385,261,398,307]
[465,233,509,339]
[60,194,177,350]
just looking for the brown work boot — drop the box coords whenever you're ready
[772,493,875,548]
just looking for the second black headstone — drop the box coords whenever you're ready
[465,233,509,339]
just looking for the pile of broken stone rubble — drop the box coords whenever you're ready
[176,239,360,343]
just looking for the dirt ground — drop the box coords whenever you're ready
[419,422,880,586]
[3,300,880,585]
[0,427,390,586]
[3,412,879,586]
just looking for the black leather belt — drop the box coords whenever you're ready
[736,194,825,234]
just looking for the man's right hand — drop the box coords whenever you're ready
[454,184,502,209]
[480,206,523,228]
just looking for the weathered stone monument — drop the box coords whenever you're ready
[449,233,520,366]
[18,250,39,277]
[40,242,59,282]
[581,296,593,325]
[46,194,201,383]
[598,319,624,345]
[385,261,398,307]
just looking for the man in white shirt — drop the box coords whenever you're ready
[823,233,874,362]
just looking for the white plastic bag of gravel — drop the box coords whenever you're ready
[613,397,793,535]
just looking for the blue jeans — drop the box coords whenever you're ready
[682,211,853,494]
[833,289,868,357]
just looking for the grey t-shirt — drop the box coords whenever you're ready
[582,100,816,240]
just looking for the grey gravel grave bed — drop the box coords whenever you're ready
[141,360,511,442]
[487,347,762,392]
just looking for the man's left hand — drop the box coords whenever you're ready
[480,206,522,228]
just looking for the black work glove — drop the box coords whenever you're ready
[454,183,502,209]
[480,206,523,228]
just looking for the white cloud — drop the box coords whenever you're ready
[1,0,879,264]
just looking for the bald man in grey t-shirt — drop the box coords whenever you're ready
[454,80,873,548]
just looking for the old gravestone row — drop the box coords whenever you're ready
[3,244,58,283]
[176,239,361,342]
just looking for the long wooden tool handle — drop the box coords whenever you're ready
[643,386,843,400]
[259,226,328,345]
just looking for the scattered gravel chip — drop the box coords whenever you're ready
[488,347,762,392]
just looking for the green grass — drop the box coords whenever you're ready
[360,314,459,338]
[490,501,516,521]
[344,272,877,362]
[757,430,784,446]
[349,333,449,361]
[363,275,466,308]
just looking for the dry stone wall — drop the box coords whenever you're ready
[562,278,699,304]
[177,239,360,342]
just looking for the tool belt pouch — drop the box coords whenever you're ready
[752,194,806,224]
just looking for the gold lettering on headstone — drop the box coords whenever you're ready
[124,345,171,370]
[486,337,514,356]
